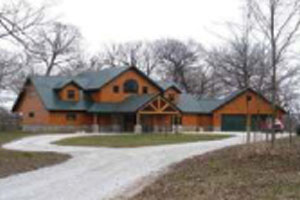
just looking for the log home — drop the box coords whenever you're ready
[12,66,285,133]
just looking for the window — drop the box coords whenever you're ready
[113,85,119,93]
[172,116,182,125]
[28,112,35,118]
[143,86,148,94]
[246,95,252,102]
[123,79,139,93]
[67,90,76,100]
[66,113,77,121]
[169,94,175,102]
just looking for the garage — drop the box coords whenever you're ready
[221,114,246,131]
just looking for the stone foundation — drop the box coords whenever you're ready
[179,126,213,132]
[22,124,217,133]
[22,125,92,133]
[213,126,221,132]
[92,124,99,133]
[134,124,142,134]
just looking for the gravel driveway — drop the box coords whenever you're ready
[0,133,246,200]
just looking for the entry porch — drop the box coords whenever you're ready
[91,96,181,133]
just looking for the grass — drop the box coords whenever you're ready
[131,137,300,200]
[55,133,232,148]
[0,131,70,178]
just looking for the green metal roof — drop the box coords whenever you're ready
[75,66,130,90]
[31,75,156,112]
[31,76,91,111]
[176,94,223,114]
[88,94,156,113]
[17,66,275,114]
[29,74,252,114]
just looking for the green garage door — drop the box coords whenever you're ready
[221,115,246,131]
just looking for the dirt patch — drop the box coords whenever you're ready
[0,149,70,178]
[0,132,70,178]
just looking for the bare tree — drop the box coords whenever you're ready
[57,53,108,76]
[184,64,218,97]
[101,42,142,67]
[248,0,300,146]
[27,22,82,76]
[0,50,22,91]
[153,39,205,93]
[207,37,272,94]
[96,41,160,76]
[0,0,45,46]
[0,0,47,99]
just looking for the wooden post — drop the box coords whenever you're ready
[246,95,252,143]
[93,114,97,124]
[134,112,142,134]
[92,114,99,133]
[136,112,140,125]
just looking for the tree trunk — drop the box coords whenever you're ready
[270,0,277,147]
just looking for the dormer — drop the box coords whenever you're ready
[55,80,82,102]
[164,86,181,104]
[158,81,182,104]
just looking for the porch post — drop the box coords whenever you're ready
[92,114,99,133]
[177,114,183,133]
[134,112,142,134]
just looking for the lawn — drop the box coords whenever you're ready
[55,134,232,148]
[131,137,300,200]
[0,132,70,178]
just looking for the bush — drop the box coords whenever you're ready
[296,125,300,136]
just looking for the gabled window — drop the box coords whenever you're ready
[123,79,139,93]
[113,85,119,93]
[67,90,75,100]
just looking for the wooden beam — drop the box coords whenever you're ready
[149,103,158,111]
[139,111,179,115]
[158,96,161,110]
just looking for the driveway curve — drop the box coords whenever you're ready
[0,133,246,200]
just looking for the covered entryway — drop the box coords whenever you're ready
[136,96,181,133]
[221,114,246,131]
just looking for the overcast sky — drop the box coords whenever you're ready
[1,0,244,109]
[44,0,244,52]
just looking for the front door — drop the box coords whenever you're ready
[123,114,136,132]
